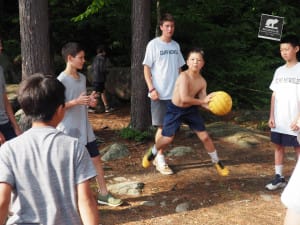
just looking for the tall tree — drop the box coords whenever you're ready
[130,0,151,130]
[19,0,52,79]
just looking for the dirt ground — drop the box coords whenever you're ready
[89,105,296,225]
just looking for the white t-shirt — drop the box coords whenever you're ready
[143,37,185,100]
[281,159,300,212]
[269,63,300,136]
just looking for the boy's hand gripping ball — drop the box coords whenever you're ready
[208,91,232,116]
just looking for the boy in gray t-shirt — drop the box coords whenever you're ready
[0,74,99,225]
[57,42,123,207]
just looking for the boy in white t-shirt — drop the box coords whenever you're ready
[266,34,300,191]
[142,13,185,175]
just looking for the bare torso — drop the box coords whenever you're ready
[172,71,207,108]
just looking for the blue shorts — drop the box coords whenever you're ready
[0,121,17,141]
[86,140,100,157]
[93,82,105,93]
[151,100,170,126]
[271,132,300,147]
[162,102,206,137]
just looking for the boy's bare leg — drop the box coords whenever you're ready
[155,127,164,155]
[274,144,284,167]
[195,131,215,153]
[91,156,108,195]
[265,144,286,190]
[91,156,123,206]
[155,135,174,151]
[100,92,108,107]
[154,133,175,175]
[195,130,229,176]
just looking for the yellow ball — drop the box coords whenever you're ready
[208,91,232,116]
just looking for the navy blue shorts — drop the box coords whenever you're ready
[271,132,300,147]
[0,121,17,141]
[86,140,100,157]
[162,102,206,137]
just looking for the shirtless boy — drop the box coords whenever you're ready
[142,47,229,176]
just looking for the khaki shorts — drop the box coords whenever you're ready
[150,100,170,126]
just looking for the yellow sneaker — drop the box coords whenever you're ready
[142,147,156,168]
[214,161,229,176]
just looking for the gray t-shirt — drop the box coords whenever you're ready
[57,72,95,144]
[0,126,97,225]
[0,66,9,124]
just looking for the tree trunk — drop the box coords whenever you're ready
[19,0,52,79]
[130,0,151,131]
[155,0,160,37]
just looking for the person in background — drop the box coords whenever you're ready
[91,44,114,113]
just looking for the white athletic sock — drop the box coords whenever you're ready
[275,165,283,176]
[156,153,166,167]
[208,150,219,164]
[152,145,158,155]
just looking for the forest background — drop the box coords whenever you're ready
[0,0,300,111]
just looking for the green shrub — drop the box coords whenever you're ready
[119,127,155,142]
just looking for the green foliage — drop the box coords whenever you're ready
[2,0,300,110]
[119,127,155,142]
[71,0,108,22]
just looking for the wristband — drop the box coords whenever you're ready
[149,88,156,93]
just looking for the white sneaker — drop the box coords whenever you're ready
[153,158,174,175]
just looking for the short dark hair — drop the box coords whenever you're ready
[18,73,65,122]
[61,42,84,62]
[96,45,106,54]
[280,35,299,48]
[159,13,175,26]
[186,47,205,60]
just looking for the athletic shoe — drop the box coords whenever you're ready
[88,107,96,113]
[105,106,114,113]
[152,155,174,175]
[142,146,156,168]
[97,193,123,207]
[265,174,286,191]
[214,161,229,176]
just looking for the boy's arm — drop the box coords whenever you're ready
[64,92,91,110]
[268,92,276,128]
[0,182,12,225]
[178,75,210,106]
[144,65,159,100]
[77,180,99,225]
[3,93,22,135]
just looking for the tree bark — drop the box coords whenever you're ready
[130,0,151,131]
[19,0,52,79]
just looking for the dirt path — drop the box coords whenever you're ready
[89,106,295,225]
